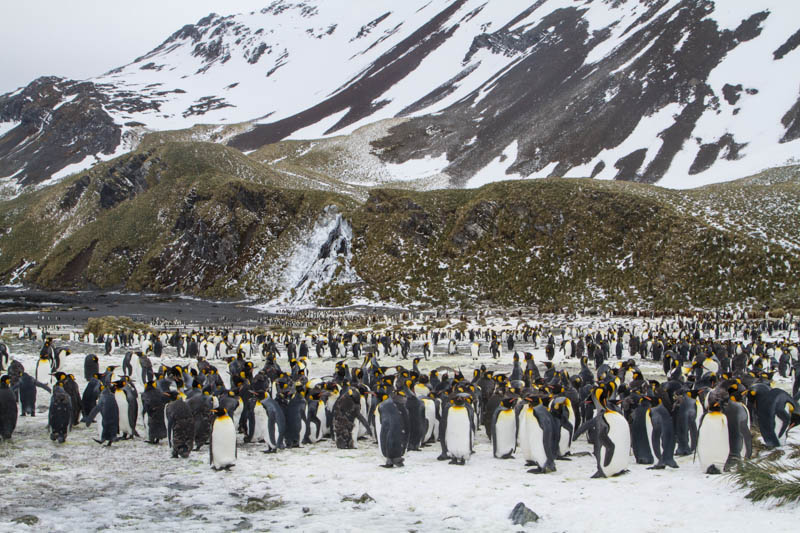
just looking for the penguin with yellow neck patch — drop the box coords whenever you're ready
[491,397,517,459]
[443,393,474,465]
[697,400,729,474]
[210,407,237,470]
[573,385,630,478]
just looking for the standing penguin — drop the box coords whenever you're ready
[18,373,51,417]
[697,400,730,474]
[332,388,368,449]
[83,384,119,446]
[0,375,18,440]
[491,397,517,459]
[549,396,575,459]
[141,381,169,444]
[573,386,631,478]
[166,396,195,458]
[375,395,409,468]
[53,372,81,426]
[210,407,237,470]
[724,390,753,470]
[188,392,213,450]
[111,379,135,439]
[261,395,286,452]
[648,397,679,469]
[630,396,655,465]
[674,390,702,456]
[517,395,557,474]
[35,353,52,386]
[443,393,474,465]
[245,392,269,444]
[282,390,308,448]
[48,383,73,443]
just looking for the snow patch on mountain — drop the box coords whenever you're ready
[0,120,20,138]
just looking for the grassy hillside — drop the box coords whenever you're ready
[0,141,797,309]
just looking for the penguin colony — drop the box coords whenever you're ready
[1,313,799,480]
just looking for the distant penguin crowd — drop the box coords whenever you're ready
[1,311,800,477]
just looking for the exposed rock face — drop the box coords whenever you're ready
[0,77,120,186]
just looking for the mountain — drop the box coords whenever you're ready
[0,142,797,310]
[2,0,800,194]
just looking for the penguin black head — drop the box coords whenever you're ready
[0,375,10,387]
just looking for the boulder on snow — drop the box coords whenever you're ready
[509,502,540,525]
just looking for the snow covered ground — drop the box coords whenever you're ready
[1,315,798,532]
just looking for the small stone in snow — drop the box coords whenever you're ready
[509,502,540,525]
[341,492,375,504]
[302,507,311,514]
[13,515,39,526]
[15,463,29,468]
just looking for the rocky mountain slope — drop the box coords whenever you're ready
[0,142,797,310]
[2,0,800,193]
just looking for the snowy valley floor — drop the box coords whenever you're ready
[1,321,799,532]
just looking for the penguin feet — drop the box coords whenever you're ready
[436,453,449,461]
[611,469,629,477]
[527,467,546,474]
[500,453,515,460]
[380,463,394,468]
[525,460,536,467]
[448,458,459,465]
[591,471,607,479]
[570,451,592,457]
[647,464,666,470]
[556,456,572,461]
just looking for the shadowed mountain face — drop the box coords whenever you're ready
[1,1,799,192]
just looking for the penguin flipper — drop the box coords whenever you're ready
[740,419,753,459]
[600,432,616,468]
[651,423,663,461]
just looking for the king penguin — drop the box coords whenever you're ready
[376,394,409,467]
[444,393,474,465]
[210,407,237,470]
[491,397,517,459]
[573,385,630,478]
[697,400,729,474]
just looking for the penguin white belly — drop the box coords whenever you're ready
[470,343,479,360]
[445,407,471,461]
[233,400,243,430]
[697,413,729,472]
[358,398,368,438]
[777,403,793,444]
[527,417,547,467]
[422,399,436,443]
[645,410,655,458]
[518,409,534,462]
[375,409,384,456]
[36,361,50,386]
[493,410,516,457]
[252,405,269,443]
[558,427,570,456]
[602,411,630,476]
[131,357,141,384]
[211,417,237,468]
[115,392,132,436]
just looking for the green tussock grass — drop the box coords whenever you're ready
[728,445,800,506]
[85,316,152,336]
